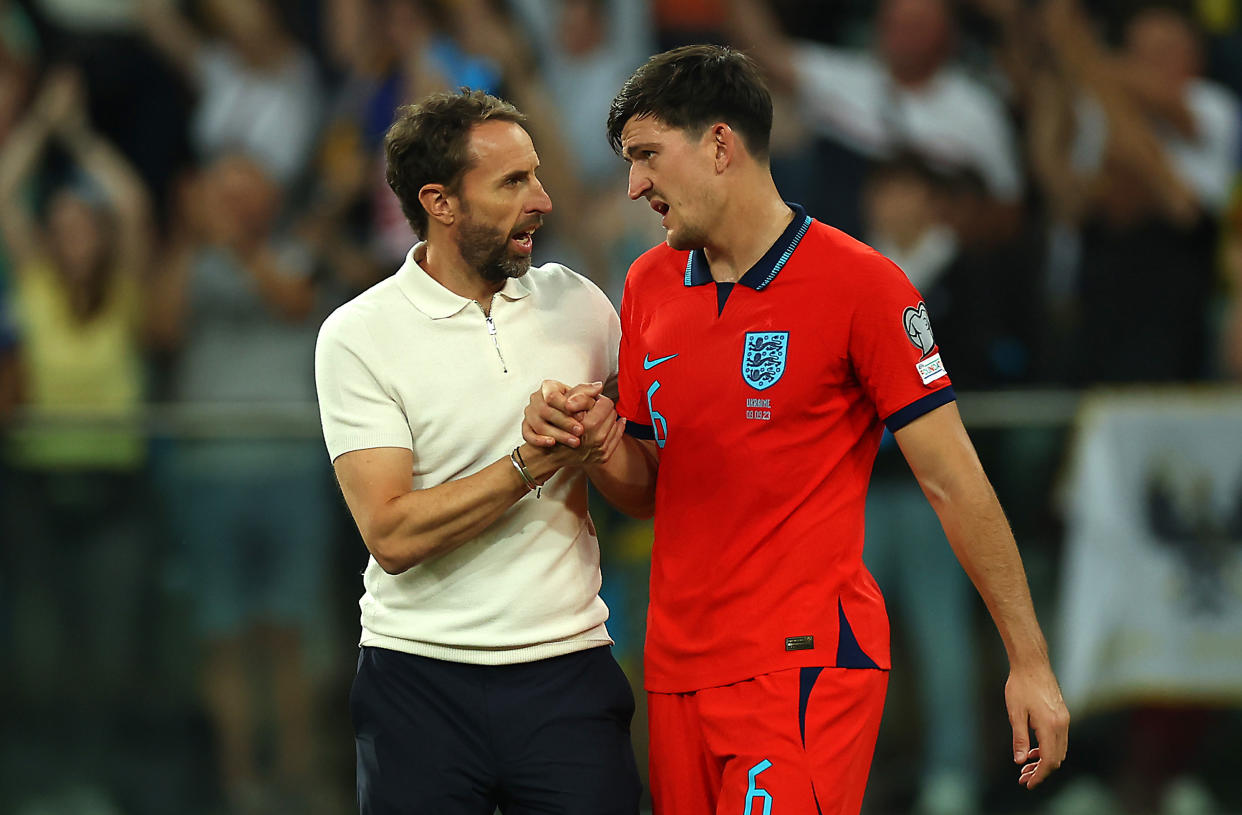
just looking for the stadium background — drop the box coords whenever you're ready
[1,0,1241,813]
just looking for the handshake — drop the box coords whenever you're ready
[522,380,628,467]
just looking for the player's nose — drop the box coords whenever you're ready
[627,164,651,201]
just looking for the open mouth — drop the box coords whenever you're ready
[509,224,539,254]
[650,200,671,228]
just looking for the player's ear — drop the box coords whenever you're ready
[419,184,455,227]
[710,123,735,173]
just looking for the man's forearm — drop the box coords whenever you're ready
[896,406,1052,668]
[345,443,565,575]
[923,468,1050,668]
[585,434,659,520]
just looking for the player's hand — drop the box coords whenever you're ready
[1006,662,1070,789]
[572,394,626,466]
[527,395,625,476]
[523,380,602,448]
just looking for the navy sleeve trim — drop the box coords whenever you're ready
[883,387,956,432]
[624,420,655,440]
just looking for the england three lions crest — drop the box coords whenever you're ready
[903,302,935,357]
[742,331,789,391]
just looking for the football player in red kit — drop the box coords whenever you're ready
[524,45,1069,815]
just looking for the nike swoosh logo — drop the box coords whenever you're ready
[643,353,679,370]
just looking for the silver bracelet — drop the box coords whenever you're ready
[510,447,540,498]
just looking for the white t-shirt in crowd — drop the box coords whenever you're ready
[792,43,1024,202]
[193,43,322,186]
[315,243,621,665]
[510,0,653,187]
[1071,78,1241,215]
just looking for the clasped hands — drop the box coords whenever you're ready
[522,380,627,467]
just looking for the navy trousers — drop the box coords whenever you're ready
[351,645,642,814]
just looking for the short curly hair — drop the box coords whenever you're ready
[384,89,527,238]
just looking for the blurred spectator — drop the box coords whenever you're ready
[0,66,152,466]
[0,66,154,810]
[863,154,958,299]
[859,155,984,815]
[955,0,1049,107]
[138,0,322,188]
[310,0,617,296]
[507,0,660,298]
[19,0,190,218]
[863,453,984,815]
[150,153,334,814]
[294,0,403,299]
[862,154,1041,388]
[303,0,507,276]
[1032,0,1240,383]
[395,0,505,96]
[509,0,652,189]
[728,0,1024,240]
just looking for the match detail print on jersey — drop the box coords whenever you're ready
[916,353,947,385]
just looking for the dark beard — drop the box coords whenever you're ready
[456,218,531,285]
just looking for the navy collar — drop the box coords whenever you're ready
[684,203,812,290]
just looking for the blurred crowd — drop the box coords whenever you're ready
[0,0,1240,814]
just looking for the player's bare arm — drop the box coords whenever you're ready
[523,381,659,519]
[334,441,589,575]
[893,401,1070,789]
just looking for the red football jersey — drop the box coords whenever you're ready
[617,205,955,693]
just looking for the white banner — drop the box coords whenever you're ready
[1056,390,1242,713]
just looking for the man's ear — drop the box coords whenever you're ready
[710,123,736,173]
[419,184,455,227]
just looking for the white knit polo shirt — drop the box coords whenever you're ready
[315,243,620,664]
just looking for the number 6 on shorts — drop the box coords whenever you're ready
[744,759,773,815]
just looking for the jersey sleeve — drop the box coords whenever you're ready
[314,311,413,462]
[616,270,654,440]
[848,255,955,432]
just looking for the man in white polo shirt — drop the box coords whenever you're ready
[314,89,640,814]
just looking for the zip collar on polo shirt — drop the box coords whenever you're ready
[395,241,533,319]
[684,202,812,290]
